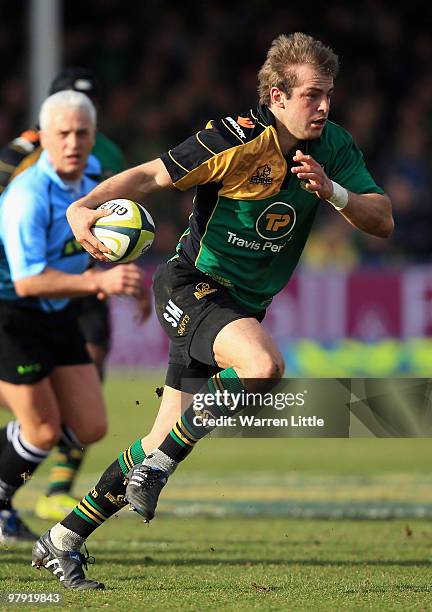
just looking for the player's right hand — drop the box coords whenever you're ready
[95,264,144,299]
[66,201,112,262]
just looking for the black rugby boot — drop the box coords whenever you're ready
[32,531,104,590]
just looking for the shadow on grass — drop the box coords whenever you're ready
[3,552,432,569]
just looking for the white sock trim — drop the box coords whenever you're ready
[12,428,49,463]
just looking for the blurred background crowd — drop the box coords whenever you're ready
[0,0,431,264]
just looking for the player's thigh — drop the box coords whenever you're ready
[0,387,10,409]
[76,298,112,377]
[85,342,109,379]
[49,363,107,444]
[0,378,61,449]
[213,317,284,379]
[75,296,111,344]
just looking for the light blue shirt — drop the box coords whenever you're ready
[0,150,100,311]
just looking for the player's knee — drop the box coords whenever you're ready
[78,418,108,444]
[249,352,285,380]
[31,422,61,450]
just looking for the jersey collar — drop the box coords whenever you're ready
[256,104,276,126]
[257,104,311,157]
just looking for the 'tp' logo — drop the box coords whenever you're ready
[265,213,291,232]
[256,202,296,240]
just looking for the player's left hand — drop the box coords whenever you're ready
[291,149,333,200]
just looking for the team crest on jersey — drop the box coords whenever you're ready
[256,202,296,240]
[250,164,273,185]
[193,282,218,300]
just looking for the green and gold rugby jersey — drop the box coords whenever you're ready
[160,105,384,313]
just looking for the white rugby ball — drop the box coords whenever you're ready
[91,199,155,263]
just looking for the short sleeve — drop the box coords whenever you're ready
[329,134,384,195]
[160,119,244,191]
[1,182,49,281]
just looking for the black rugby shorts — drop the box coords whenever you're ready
[71,295,111,351]
[0,300,91,384]
[152,259,264,391]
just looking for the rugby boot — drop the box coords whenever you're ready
[35,493,78,521]
[32,531,104,590]
[125,464,168,522]
[0,508,37,542]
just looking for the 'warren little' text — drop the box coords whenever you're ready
[192,415,324,427]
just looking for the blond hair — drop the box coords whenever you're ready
[258,32,339,105]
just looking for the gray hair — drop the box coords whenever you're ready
[39,90,97,129]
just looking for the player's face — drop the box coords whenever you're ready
[273,64,334,141]
[40,108,95,181]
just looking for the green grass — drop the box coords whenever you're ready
[1,373,432,610]
[2,518,432,610]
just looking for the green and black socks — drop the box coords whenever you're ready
[60,439,145,540]
[158,367,244,463]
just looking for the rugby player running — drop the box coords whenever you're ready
[32,33,393,589]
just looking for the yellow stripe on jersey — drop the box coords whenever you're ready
[196,132,216,156]
[168,149,190,173]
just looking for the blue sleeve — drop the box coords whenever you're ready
[1,180,50,281]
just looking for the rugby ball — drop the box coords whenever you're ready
[91,199,155,263]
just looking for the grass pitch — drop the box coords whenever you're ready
[1,372,432,610]
[2,518,432,611]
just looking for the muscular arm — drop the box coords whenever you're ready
[66,158,173,258]
[339,192,393,238]
[291,150,394,238]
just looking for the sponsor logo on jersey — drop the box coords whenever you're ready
[225,116,246,139]
[236,116,255,129]
[62,238,85,257]
[177,314,190,336]
[250,164,273,185]
[256,202,296,240]
[17,363,41,375]
[209,273,234,288]
[227,231,288,253]
[193,282,218,300]
[163,299,183,328]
